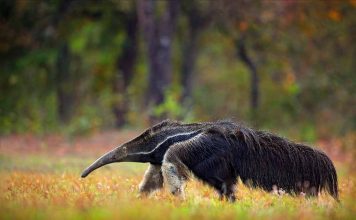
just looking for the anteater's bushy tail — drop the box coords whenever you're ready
[233,126,339,200]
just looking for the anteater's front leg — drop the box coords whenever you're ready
[138,164,163,195]
[162,162,186,198]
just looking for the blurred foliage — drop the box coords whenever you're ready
[0,0,355,141]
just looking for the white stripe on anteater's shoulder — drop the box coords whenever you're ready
[150,130,203,153]
[162,132,205,161]
[124,130,204,164]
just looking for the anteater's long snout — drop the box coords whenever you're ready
[81,148,122,178]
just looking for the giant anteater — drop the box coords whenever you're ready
[81,120,338,202]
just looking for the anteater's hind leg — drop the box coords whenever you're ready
[205,177,237,202]
[191,156,237,202]
[221,180,237,202]
[138,164,163,195]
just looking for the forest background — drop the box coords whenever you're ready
[1,1,356,219]
[1,0,354,143]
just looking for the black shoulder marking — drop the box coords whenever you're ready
[149,130,202,163]
[124,130,203,164]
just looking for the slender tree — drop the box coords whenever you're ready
[137,0,179,113]
[180,1,211,107]
[54,0,75,123]
[113,9,138,127]
[237,38,259,110]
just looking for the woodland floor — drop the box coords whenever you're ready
[0,131,355,220]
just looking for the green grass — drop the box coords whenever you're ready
[0,154,355,220]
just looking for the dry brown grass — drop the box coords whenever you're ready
[0,131,355,219]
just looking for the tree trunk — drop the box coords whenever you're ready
[137,0,179,110]
[53,0,74,123]
[56,42,73,123]
[180,2,211,108]
[237,38,259,110]
[181,16,200,107]
[181,31,197,106]
[113,11,138,127]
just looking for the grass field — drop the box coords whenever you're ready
[0,132,355,220]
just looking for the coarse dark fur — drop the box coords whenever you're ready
[81,120,338,201]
